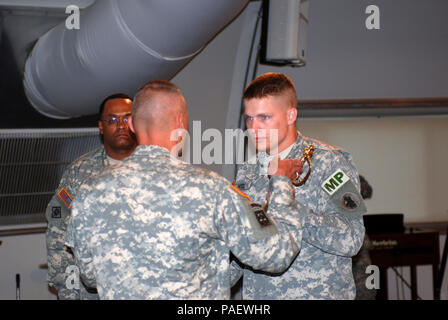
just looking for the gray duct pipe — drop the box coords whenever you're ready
[23,0,249,119]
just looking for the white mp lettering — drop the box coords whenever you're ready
[65,5,80,30]
[365,5,380,30]
[365,265,380,290]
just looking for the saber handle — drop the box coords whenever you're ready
[292,145,315,187]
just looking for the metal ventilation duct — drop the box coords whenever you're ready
[23,0,249,119]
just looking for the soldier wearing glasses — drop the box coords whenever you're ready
[45,94,137,300]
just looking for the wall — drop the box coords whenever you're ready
[257,0,448,99]
[0,230,56,300]
[296,117,448,223]
[171,6,248,175]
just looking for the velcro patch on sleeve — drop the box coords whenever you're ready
[322,169,367,219]
[250,203,271,227]
[243,203,278,240]
[51,206,62,219]
[57,187,73,209]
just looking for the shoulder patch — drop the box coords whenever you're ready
[57,187,73,209]
[51,206,62,219]
[322,169,350,195]
[322,169,367,219]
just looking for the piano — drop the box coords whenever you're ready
[363,214,440,300]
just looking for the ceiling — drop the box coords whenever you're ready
[0,0,100,128]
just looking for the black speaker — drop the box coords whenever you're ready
[260,0,308,67]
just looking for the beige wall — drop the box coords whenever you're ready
[297,117,448,223]
[0,231,56,300]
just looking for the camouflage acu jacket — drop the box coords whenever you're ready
[232,132,366,300]
[45,146,110,300]
[65,145,303,299]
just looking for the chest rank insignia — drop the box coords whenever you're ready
[250,203,271,227]
[57,187,73,209]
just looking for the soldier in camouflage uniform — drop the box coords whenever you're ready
[45,94,137,300]
[231,73,366,299]
[353,175,377,300]
[65,80,303,299]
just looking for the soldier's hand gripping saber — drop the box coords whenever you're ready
[261,144,315,211]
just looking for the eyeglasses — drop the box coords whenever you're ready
[101,116,130,126]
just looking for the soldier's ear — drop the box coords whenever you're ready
[175,113,186,130]
[128,116,136,134]
[98,121,104,135]
[287,108,297,126]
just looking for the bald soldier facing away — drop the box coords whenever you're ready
[65,80,303,299]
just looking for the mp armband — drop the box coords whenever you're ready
[322,169,367,219]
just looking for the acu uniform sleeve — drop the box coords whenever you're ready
[215,175,303,274]
[300,151,366,257]
[45,168,79,299]
[65,184,97,290]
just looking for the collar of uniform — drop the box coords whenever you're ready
[257,131,302,166]
[257,133,299,175]
[131,144,173,159]
[106,154,122,166]
[99,146,110,168]
[289,131,307,157]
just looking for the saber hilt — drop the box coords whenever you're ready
[292,145,315,187]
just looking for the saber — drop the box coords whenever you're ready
[291,145,315,186]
